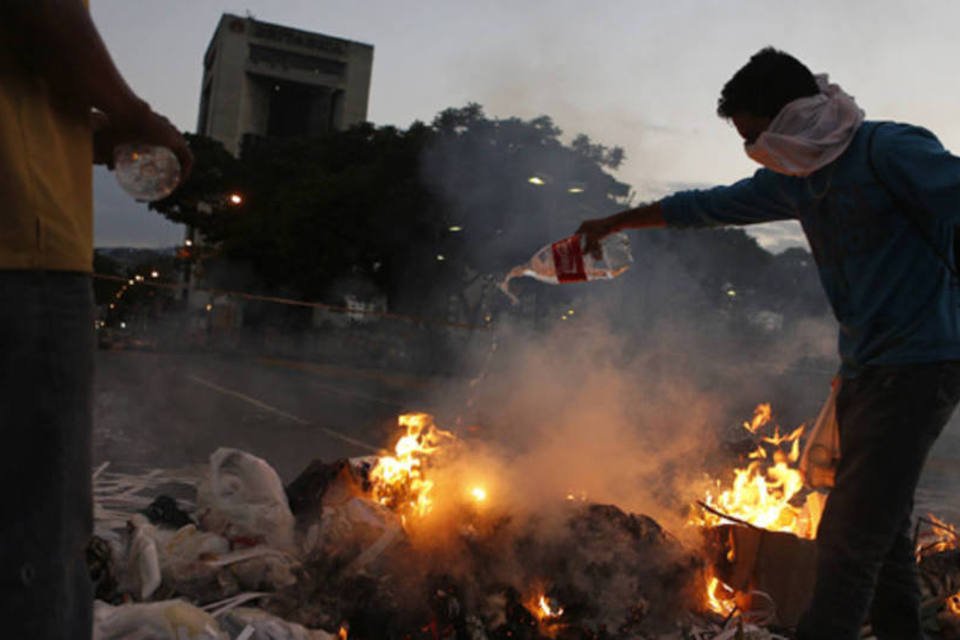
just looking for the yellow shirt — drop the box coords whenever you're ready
[0,12,93,273]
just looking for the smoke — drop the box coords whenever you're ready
[410,107,839,543]
[420,315,799,545]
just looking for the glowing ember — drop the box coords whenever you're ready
[948,591,960,617]
[369,413,456,519]
[916,513,959,560]
[536,594,564,620]
[691,404,824,540]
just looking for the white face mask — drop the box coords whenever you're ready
[744,74,865,177]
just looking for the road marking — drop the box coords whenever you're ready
[257,357,436,391]
[187,374,381,453]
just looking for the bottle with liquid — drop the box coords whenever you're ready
[499,232,632,303]
[114,144,181,202]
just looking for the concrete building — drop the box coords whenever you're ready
[197,13,374,155]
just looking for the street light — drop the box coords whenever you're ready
[528,176,546,186]
[228,192,244,206]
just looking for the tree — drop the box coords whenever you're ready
[147,104,827,337]
[149,134,243,244]
[149,105,632,318]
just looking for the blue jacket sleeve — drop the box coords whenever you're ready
[659,169,797,229]
[873,123,960,226]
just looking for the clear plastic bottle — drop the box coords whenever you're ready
[114,144,181,202]
[499,232,633,303]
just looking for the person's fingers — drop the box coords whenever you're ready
[151,116,193,182]
[583,233,600,259]
[589,242,603,260]
[174,141,194,182]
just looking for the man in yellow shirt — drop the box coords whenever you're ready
[0,2,192,636]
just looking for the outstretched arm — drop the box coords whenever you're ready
[3,1,193,176]
[577,169,797,255]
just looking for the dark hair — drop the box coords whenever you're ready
[717,47,820,119]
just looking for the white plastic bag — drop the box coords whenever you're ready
[800,376,841,489]
[93,599,227,640]
[163,524,232,567]
[197,448,295,551]
[159,524,234,598]
[127,515,162,600]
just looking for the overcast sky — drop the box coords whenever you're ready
[91,0,960,252]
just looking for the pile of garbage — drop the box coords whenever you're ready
[94,444,960,640]
[916,516,960,640]
[93,445,755,640]
[93,449,336,640]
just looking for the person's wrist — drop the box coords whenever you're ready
[105,97,152,133]
[608,211,628,233]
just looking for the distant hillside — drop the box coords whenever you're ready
[95,247,176,269]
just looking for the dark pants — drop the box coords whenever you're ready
[0,272,94,639]
[797,362,960,640]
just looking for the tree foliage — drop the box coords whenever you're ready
[151,104,631,313]
[149,103,825,329]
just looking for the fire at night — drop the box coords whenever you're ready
[31,7,960,640]
[91,401,960,639]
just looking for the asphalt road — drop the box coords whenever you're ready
[93,348,960,523]
[94,350,458,482]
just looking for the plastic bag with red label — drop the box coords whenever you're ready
[499,233,632,303]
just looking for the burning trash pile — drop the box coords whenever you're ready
[90,404,960,639]
[92,413,712,640]
[916,514,960,639]
[687,404,824,631]
[687,404,960,639]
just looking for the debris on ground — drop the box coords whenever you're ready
[196,448,296,551]
[219,607,336,640]
[91,417,960,639]
[93,599,226,640]
[143,494,195,529]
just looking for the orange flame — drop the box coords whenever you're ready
[369,413,456,519]
[538,595,564,619]
[337,623,349,640]
[692,404,828,619]
[524,590,566,638]
[705,573,736,617]
[743,403,772,434]
[691,404,824,540]
[526,589,565,625]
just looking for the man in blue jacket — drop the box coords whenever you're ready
[578,47,960,639]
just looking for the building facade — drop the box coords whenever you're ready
[197,13,374,155]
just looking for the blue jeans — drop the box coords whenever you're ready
[797,362,960,640]
[0,272,93,639]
